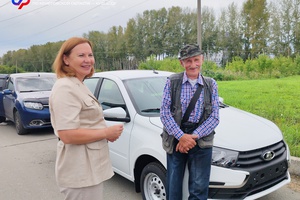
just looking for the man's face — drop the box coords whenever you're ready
[180,55,203,79]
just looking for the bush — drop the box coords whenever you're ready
[139,56,183,72]
[0,65,25,74]
[138,54,299,81]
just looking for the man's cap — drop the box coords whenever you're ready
[178,44,203,60]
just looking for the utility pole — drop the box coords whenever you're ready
[197,0,202,50]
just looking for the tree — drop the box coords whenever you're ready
[180,8,198,48]
[268,1,282,56]
[241,0,269,59]
[279,0,294,56]
[163,7,185,57]
[85,31,108,71]
[291,0,300,55]
[201,7,217,54]
[217,3,243,64]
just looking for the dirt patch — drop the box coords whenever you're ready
[288,174,300,192]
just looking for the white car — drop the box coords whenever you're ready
[84,70,291,200]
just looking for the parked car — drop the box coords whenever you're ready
[0,74,9,123]
[0,72,56,135]
[84,70,291,200]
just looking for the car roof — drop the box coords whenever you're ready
[0,74,9,78]
[92,70,174,80]
[9,72,56,78]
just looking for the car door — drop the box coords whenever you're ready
[95,78,133,176]
[3,78,16,121]
[0,75,8,121]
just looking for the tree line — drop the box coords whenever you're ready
[0,0,299,73]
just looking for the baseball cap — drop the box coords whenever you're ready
[178,44,203,60]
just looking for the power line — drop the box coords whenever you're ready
[0,0,110,44]
[65,0,150,33]
[32,0,151,43]
[33,0,112,34]
[0,1,10,8]
[0,0,150,47]
[0,0,62,23]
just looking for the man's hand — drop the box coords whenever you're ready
[176,134,198,153]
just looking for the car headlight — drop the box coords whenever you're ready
[24,102,44,110]
[212,147,239,168]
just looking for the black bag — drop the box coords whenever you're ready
[180,121,198,134]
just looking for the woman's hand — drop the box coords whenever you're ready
[106,124,124,142]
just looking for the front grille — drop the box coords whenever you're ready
[236,141,286,167]
[209,141,289,199]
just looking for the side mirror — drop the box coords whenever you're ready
[103,107,130,123]
[2,89,13,95]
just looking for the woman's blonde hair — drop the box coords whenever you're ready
[52,37,95,79]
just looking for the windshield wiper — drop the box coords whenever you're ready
[219,102,229,108]
[20,90,38,93]
[20,89,50,93]
[141,108,160,113]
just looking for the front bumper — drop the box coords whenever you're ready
[209,160,290,199]
[208,141,290,199]
[19,107,52,129]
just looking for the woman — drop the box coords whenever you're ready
[49,37,123,200]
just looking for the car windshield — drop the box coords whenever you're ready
[17,77,56,92]
[124,76,168,114]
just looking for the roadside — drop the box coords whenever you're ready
[289,174,300,192]
[290,156,300,176]
[289,156,300,192]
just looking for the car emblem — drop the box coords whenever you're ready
[262,150,275,161]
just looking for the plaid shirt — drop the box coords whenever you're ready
[160,72,220,140]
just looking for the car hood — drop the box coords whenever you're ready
[18,91,51,104]
[149,106,283,152]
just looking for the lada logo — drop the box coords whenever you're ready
[262,150,275,161]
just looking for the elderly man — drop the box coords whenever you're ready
[160,44,220,200]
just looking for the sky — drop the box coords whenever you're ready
[0,0,244,57]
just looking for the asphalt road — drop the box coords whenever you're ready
[0,121,299,200]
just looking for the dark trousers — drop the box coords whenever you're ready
[166,143,212,200]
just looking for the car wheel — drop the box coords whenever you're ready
[14,111,28,135]
[140,162,167,200]
[0,116,5,123]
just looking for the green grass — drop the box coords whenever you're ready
[218,76,300,157]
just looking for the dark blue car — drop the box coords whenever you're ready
[1,73,56,135]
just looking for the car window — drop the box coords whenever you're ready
[84,78,100,95]
[17,77,55,92]
[125,77,167,113]
[7,79,14,91]
[98,79,125,110]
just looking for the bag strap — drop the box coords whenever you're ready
[182,84,203,123]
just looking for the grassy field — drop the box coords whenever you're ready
[217,76,300,157]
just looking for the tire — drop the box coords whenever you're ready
[140,162,167,200]
[14,111,28,135]
[0,116,5,123]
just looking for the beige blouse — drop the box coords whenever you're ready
[49,77,114,188]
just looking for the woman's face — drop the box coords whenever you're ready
[63,42,95,81]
